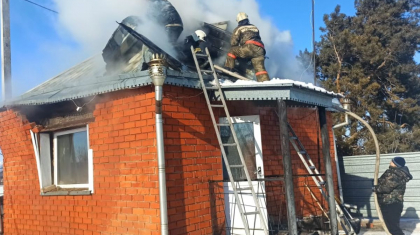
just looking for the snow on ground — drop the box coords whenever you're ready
[217,78,339,96]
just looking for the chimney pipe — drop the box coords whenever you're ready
[332,98,351,203]
[148,54,168,235]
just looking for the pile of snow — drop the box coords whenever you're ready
[218,78,338,95]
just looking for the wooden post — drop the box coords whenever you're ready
[277,100,298,235]
[1,0,12,100]
[312,0,316,86]
[319,107,338,234]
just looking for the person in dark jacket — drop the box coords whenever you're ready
[374,156,413,235]
[184,30,207,54]
[224,12,270,82]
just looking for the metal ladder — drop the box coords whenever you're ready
[287,123,356,235]
[191,46,269,235]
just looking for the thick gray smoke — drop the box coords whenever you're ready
[53,0,312,82]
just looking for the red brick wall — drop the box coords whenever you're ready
[225,102,339,223]
[162,86,222,235]
[89,87,160,235]
[0,85,339,234]
[0,111,39,234]
[0,87,163,235]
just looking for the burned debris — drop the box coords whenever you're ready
[101,0,258,80]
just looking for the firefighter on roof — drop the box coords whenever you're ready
[224,12,270,82]
[185,30,207,54]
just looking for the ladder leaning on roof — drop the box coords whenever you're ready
[287,123,357,235]
[190,46,269,235]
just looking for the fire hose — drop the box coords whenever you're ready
[334,106,391,235]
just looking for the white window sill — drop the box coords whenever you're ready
[40,185,92,196]
[41,190,92,196]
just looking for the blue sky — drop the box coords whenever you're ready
[1,0,419,99]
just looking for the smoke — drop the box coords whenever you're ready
[53,0,312,82]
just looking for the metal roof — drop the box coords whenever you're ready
[3,55,341,108]
[217,83,339,107]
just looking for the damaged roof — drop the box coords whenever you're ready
[3,55,204,106]
[2,55,342,108]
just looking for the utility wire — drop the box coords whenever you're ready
[298,2,316,83]
[22,0,58,14]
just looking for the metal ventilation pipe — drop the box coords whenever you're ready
[333,98,351,129]
[148,54,168,235]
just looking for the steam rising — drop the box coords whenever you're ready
[53,0,312,82]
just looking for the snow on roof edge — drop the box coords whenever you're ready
[220,78,342,97]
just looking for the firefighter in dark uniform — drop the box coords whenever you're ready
[185,30,207,54]
[184,30,209,68]
[224,12,270,82]
[374,156,413,235]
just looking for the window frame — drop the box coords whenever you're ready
[53,126,90,189]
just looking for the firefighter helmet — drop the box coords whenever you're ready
[236,12,249,22]
[192,30,206,42]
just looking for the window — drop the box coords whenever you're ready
[30,125,93,195]
[54,127,89,188]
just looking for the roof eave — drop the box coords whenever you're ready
[2,70,341,109]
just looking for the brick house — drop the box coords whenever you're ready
[0,55,342,234]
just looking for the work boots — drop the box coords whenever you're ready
[256,72,270,82]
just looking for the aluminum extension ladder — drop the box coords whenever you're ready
[287,123,356,235]
[191,46,269,235]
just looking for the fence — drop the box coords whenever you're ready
[341,152,420,218]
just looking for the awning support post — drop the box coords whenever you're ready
[319,107,338,235]
[277,100,298,235]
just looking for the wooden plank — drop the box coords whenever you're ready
[41,113,94,132]
[214,65,251,81]
[1,0,12,100]
[319,107,338,235]
[277,100,298,235]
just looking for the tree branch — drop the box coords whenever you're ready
[377,49,392,70]
[329,35,343,93]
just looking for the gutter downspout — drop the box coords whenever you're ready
[332,98,351,202]
[332,133,344,203]
[148,54,169,235]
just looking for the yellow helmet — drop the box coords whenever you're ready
[236,12,249,22]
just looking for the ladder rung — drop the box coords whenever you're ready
[319,181,326,185]
[195,54,208,58]
[299,150,307,154]
[211,104,225,108]
[238,187,252,191]
[205,86,219,90]
[223,143,237,147]
[217,123,230,127]
[289,136,298,140]
[309,166,316,170]
[201,69,213,73]
[243,212,259,216]
[230,165,244,168]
